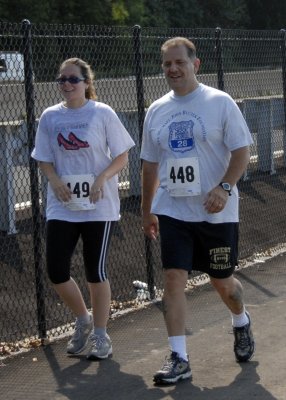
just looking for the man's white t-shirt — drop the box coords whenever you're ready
[140,83,253,223]
[32,100,135,222]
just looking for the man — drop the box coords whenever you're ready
[140,37,255,385]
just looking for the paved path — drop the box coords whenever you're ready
[1,252,286,400]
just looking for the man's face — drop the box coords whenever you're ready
[162,44,200,96]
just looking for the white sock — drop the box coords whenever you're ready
[168,336,188,361]
[231,308,249,327]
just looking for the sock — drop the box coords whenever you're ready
[168,336,188,361]
[231,308,249,327]
[76,313,91,325]
[93,327,107,337]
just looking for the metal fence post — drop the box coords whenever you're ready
[215,27,225,91]
[132,25,155,299]
[21,19,47,339]
[279,29,286,166]
[132,25,145,143]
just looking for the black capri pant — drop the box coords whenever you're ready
[46,219,115,284]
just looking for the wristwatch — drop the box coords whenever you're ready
[219,182,232,196]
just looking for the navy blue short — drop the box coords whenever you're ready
[46,219,115,284]
[158,215,239,279]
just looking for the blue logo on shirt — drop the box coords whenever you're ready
[168,120,195,153]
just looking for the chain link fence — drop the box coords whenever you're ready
[1,21,286,349]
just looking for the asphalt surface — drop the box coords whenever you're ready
[1,249,286,400]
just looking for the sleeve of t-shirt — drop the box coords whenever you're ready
[223,99,254,151]
[104,107,135,157]
[140,107,160,162]
[31,112,54,162]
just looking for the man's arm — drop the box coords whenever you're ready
[141,160,160,240]
[204,146,250,213]
[220,146,250,187]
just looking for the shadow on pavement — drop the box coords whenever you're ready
[1,252,285,400]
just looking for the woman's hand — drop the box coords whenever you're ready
[89,175,107,203]
[49,175,72,202]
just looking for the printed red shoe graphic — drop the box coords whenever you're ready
[57,133,79,150]
[68,132,89,148]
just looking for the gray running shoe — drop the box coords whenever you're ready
[233,311,255,362]
[67,315,93,354]
[86,334,113,360]
[153,352,192,384]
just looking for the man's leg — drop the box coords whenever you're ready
[210,275,255,362]
[153,268,192,384]
[210,275,244,314]
[162,268,188,337]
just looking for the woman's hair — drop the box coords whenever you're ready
[59,58,97,100]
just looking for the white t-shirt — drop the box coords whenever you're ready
[32,100,135,222]
[140,83,253,223]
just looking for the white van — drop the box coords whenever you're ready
[0,51,24,82]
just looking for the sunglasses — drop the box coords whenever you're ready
[56,76,85,84]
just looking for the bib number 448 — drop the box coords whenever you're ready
[167,157,201,197]
[169,165,195,183]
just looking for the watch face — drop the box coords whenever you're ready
[222,183,231,191]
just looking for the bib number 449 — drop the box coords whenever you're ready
[61,174,96,210]
[66,181,90,198]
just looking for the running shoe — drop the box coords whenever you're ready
[233,311,255,362]
[153,351,192,384]
[86,334,113,360]
[67,314,93,354]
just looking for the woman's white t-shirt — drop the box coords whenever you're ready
[32,100,135,222]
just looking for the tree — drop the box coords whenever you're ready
[50,0,113,25]
[0,0,286,28]
[162,0,203,28]
[141,0,169,27]
[196,0,250,29]
[0,0,52,23]
[246,0,286,29]
[140,0,249,29]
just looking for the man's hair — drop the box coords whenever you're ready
[161,37,197,59]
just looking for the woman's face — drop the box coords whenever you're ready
[57,63,88,107]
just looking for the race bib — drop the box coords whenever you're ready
[167,157,201,197]
[61,174,96,211]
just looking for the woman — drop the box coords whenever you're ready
[32,58,135,360]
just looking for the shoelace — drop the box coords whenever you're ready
[236,329,250,349]
[161,354,179,370]
[89,334,106,348]
[71,321,87,341]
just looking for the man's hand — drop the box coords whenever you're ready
[142,213,159,240]
[203,186,229,214]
